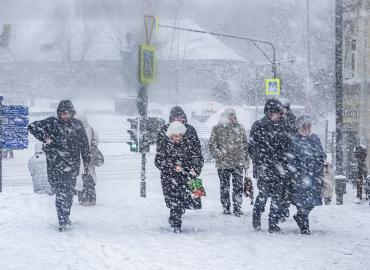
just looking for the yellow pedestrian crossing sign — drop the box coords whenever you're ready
[139,44,156,84]
[265,78,281,96]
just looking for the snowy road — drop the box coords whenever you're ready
[1,117,370,269]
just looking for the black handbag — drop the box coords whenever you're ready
[90,129,104,167]
[243,171,254,205]
[91,145,104,166]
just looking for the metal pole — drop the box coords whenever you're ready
[140,152,146,198]
[158,24,277,78]
[0,98,2,192]
[335,0,344,175]
[307,0,311,77]
[325,119,329,153]
[272,46,277,78]
[359,0,369,146]
[137,85,148,197]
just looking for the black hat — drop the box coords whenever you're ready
[169,106,188,123]
[57,100,76,118]
[264,99,283,115]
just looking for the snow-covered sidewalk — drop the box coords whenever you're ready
[1,143,370,270]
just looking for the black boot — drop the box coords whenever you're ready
[294,214,310,235]
[233,207,243,217]
[252,212,261,231]
[223,207,231,215]
[268,224,281,233]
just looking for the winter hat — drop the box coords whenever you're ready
[166,121,187,137]
[264,99,283,115]
[219,108,236,125]
[35,142,44,154]
[296,115,312,129]
[169,106,188,124]
[57,100,76,118]
[279,98,290,110]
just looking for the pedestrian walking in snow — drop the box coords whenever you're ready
[28,100,91,232]
[155,120,204,233]
[76,114,102,206]
[249,99,290,233]
[353,145,367,203]
[280,98,297,136]
[279,98,297,221]
[288,115,326,235]
[156,106,204,211]
[322,161,334,205]
[28,142,52,194]
[209,108,250,216]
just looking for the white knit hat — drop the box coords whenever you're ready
[166,121,187,137]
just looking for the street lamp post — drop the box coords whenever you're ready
[335,0,344,175]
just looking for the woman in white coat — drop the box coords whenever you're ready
[77,114,99,206]
[322,161,335,205]
[28,142,52,194]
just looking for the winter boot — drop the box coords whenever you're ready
[67,219,72,226]
[173,227,182,233]
[58,225,67,232]
[233,207,243,217]
[294,214,310,235]
[268,224,281,233]
[324,198,331,205]
[252,213,261,231]
[168,217,174,227]
[223,207,231,215]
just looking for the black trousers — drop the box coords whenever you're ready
[253,168,284,227]
[295,206,314,232]
[217,167,243,210]
[55,173,75,226]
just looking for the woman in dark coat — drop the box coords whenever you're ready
[155,120,204,233]
[156,106,203,209]
[288,115,325,235]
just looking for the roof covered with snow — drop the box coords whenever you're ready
[0,19,246,63]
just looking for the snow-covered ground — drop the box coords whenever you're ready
[1,113,369,270]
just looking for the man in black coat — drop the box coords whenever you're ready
[279,99,297,221]
[248,99,290,233]
[156,106,204,209]
[28,100,91,231]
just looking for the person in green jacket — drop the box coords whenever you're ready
[209,108,250,216]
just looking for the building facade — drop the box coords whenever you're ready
[342,0,370,177]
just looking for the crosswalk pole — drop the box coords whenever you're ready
[0,98,3,192]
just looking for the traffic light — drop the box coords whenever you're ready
[127,117,139,152]
[127,116,165,153]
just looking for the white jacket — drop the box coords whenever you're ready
[28,143,51,194]
[322,165,335,199]
[76,115,99,190]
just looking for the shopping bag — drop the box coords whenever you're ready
[184,177,206,210]
[243,173,254,205]
[188,177,206,198]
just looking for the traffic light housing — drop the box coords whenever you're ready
[126,116,165,153]
[127,118,139,152]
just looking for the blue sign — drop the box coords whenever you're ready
[1,105,29,150]
[2,105,29,116]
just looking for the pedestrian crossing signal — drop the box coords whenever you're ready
[128,141,138,152]
[265,78,281,96]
